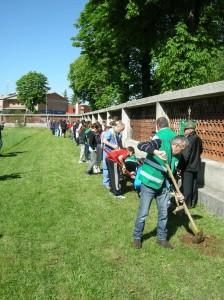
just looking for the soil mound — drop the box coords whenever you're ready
[179,234,224,257]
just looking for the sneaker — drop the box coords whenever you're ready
[86,171,92,176]
[133,239,142,249]
[156,239,174,249]
[93,165,98,173]
[96,166,101,173]
[114,195,125,200]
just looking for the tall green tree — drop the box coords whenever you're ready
[16,71,49,112]
[152,2,224,92]
[68,54,122,109]
[69,0,224,108]
[63,89,68,101]
[152,22,223,92]
[71,0,131,108]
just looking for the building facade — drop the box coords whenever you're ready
[0,92,68,114]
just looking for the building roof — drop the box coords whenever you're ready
[1,92,66,101]
[2,93,17,100]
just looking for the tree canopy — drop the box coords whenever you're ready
[16,71,49,112]
[69,0,224,109]
[152,22,224,92]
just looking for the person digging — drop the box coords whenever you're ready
[133,135,188,249]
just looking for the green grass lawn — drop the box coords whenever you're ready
[0,128,224,300]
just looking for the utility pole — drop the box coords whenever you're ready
[45,92,48,127]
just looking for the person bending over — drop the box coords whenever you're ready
[106,146,135,199]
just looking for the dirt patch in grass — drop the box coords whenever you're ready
[180,234,224,257]
[103,247,126,266]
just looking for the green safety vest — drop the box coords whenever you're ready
[139,128,179,190]
[125,155,138,163]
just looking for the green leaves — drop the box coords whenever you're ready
[69,1,224,108]
[152,22,224,92]
[68,54,122,109]
[125,1,139,19]
[16,72,49,112]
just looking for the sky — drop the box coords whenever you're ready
[0,0,88,98]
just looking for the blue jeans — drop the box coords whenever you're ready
[133,183,170,241]
[102,151,110,187]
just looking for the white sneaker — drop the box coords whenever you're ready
[96,166,101,173]
[93,165,98,174]
[114,195,125,200]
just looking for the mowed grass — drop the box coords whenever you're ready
[0,128,224,300]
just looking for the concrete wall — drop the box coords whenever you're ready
[0,114,81,128]
[81,80,224,218]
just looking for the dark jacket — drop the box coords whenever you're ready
[87,130,97,150]
[79,127,86,144]
[60,120,67,130]
[179,132,203,172]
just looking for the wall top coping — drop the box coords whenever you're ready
[1,113,81,117]
[83,80,224,116]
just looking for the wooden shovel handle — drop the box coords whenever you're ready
[165,163,200,234]
[165,163,181,194]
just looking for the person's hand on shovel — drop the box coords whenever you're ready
[154,150,167,160]
[175,192,185,204]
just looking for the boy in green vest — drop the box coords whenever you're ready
[133,117,188,249]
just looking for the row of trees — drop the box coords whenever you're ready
[68,0,224,109]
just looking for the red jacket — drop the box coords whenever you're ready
[107,149,129,164]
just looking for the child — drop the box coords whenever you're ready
[86,123,100,175]
[102,121,125,189]
[78,120,87,163]
[124,152,139,174]
[106,146,135,199]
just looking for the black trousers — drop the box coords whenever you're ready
[181,171,198,208]
[106,158,122,196]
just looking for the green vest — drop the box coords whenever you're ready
[125,155,138,163]
[139,128,179,190]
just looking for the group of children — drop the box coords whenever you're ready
[73,119,141,199]
[48,118,144,199]
[49,119,72,138]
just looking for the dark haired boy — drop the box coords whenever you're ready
[106,146,135,199]
[86,123,99,175]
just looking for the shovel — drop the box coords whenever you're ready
[165,163,205,244]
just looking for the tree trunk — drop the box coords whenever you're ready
[120,50,130,103]
[141,48,151,97]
